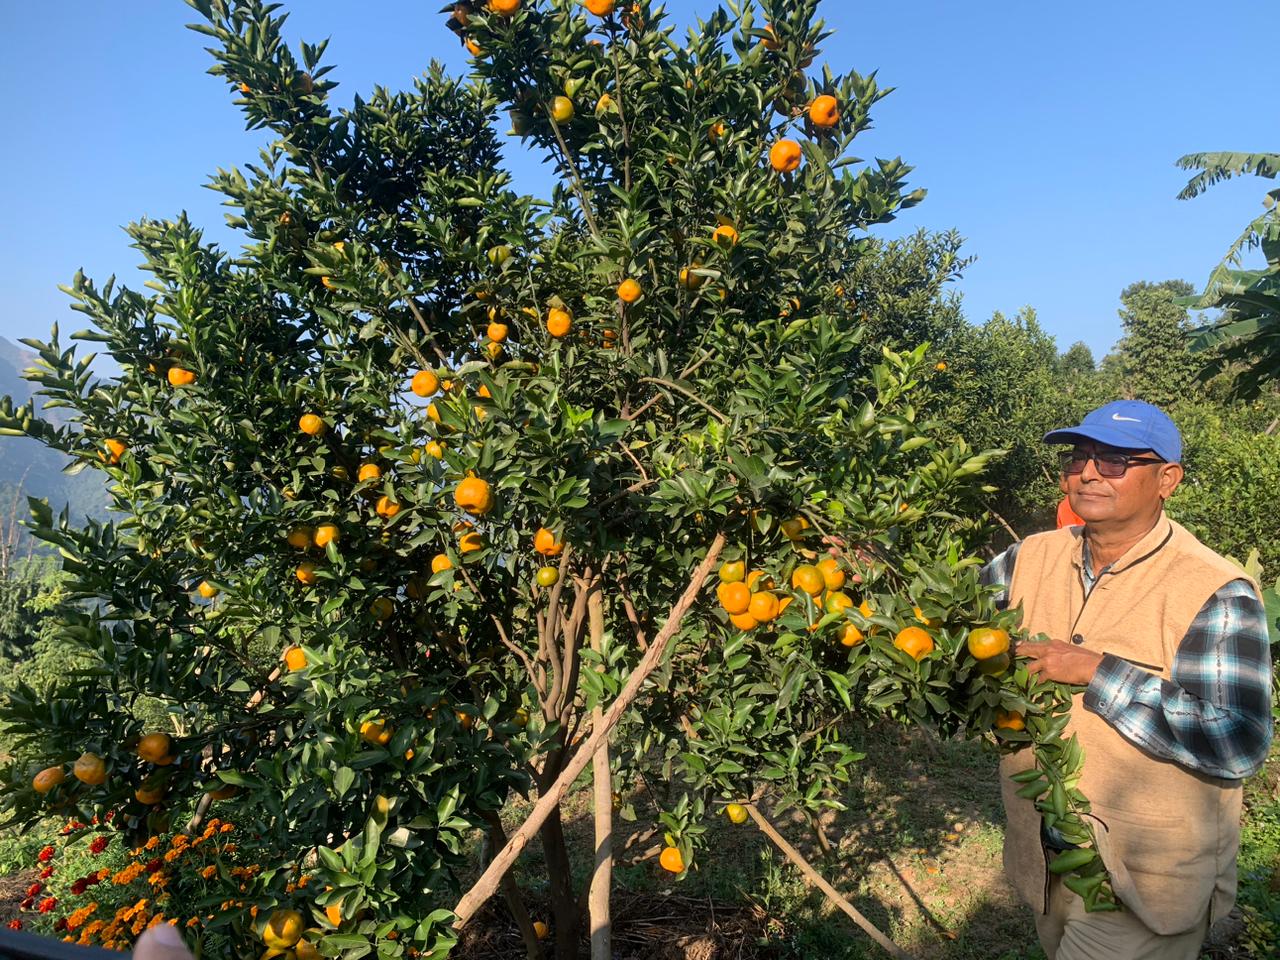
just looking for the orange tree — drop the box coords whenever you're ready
[0,1,1111,958]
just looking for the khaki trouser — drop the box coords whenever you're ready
[1035,877,1210,960]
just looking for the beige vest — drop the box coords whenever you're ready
[1000,517,1257,935]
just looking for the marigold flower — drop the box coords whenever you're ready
[223,843,237,853]
[145,858,163,873]
[90,836,110,855]
[163,849,182,863]
[38,846,55,863]
[220,823,234,833]
[97,869,110,881]
[26,883,43,897]
[70,880,88,896]
[20,897,33,910]
[7,919,21,930]
[38,897,58,913]
[38,866,54,879]
[145,837,160,851]
[185,917,199,928]
[200,865,217,879]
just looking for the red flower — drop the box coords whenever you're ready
[54,918,67,932]
[89,836,109,855]
[84,872,103,887]
[37,897,57,913]
[38,866,54,879]
[105,810,115,822]
[145,858,163,874]
[19,897,33,910]
[25,883,42,898]
[37,845,55,863]
[90,815,100,825]
[70,880,87,896]
[7,920,20,930]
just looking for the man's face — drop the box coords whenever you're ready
[1059,441,1184,525]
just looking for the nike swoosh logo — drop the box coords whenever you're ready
[1111,413,1141,422]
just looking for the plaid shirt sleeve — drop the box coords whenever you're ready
[1084,579,1274,780]
[979,543,1020,610]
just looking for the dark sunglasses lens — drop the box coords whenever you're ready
[1059,452,1087,474]
[1095,456,1129,478]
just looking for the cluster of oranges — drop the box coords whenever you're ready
[31,732,181,807]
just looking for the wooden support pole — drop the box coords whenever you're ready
[587,585,612,960]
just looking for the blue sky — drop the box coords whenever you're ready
[1,1,1274,364]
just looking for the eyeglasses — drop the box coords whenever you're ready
[1058,450,1166,478]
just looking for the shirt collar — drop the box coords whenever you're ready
[1071,515,1174,577]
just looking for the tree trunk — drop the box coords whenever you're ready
[484,812,543,960]
[539,809,579,959]
[587,586,612,960]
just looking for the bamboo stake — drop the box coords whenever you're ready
[587,585,612,960]
[452,532,726,928]
[745,803,917,960]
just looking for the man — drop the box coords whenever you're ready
[982,399,1273,960]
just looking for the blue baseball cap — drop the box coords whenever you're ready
[1043,400,1182,463]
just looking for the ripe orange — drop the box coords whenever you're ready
[324,902,343,927]
[283,645,308,671]
[824,591,854,616]
[716,581,751,615]
[708,120,727,143]
[617,278,642,303]
[137,733,172,763]
[790,564,824,596]
[299,413,325,436]
[426,402,442,424]
[489,0,521,16]
[287,526,313,550]
[167,366,196,387]
[360,719,393,746]
[533,527,564,556]
[584,0,615,14]
[718,560,745,583]
[313,524,339,548]
[197,580,219,599]
[536,566,559,587]
[375,495,401,518]
[411,370,440,397]
[678,266,704,290]
[370,598,394,621]
[73,752,107,786]
[295,941,321,960]
[725,802,748,824]
[32,766,66,794]
[546,307,573,338]
[532,920,550,940]
[205,783,239,801]
[431,553,453,574]
[816,556,845,591]
[426,440,445,459]
[809,94,840,128]
[357,462,382,483]
[487,321,509,343]
[913,605,942,628]
[550,95,574,123]
[459,531,485,553]
[780,515,810,540]
[659,846,685,873]
[760,22,780,50]
[935,361,948,372]
[769,139,802,173]
[464,38,482,57]
[967,627,1010,661]
[104,438,126,463]
[748,591,779,622]
[712,223,739,246]
[745,570,775,591]
[135,784,166,805]
[894,626,935,661]
[838,623,864,647]
[858,599,875,619]
[263,909,305,949]
[454,475,495,515]
[995,709,1026,731]
[296,561,318,585]
[729,611,759,631]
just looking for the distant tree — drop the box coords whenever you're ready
[1176,151,1279,397]
[1058,341,1095,377]
[1115,279,1200,408]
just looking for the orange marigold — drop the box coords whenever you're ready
[297,874,311,887]
[185,917,199,928]
[163,849,182,863]
[200,865,217,879]
[97,869,110,881]
[145,837,160,851]
[112,864,145,885]
[249,905,259,919]
[220,823,234,834]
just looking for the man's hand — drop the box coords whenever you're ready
[1020,639,1105,686]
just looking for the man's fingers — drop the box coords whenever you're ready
[134,924,194,960]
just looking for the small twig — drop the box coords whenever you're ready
[988,506,1022,543]
[546,112,601,240]
[638,377,728,423]
[599,477,656,511]
[618,441,650,484]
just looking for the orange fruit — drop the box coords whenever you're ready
[967,627,1010,661]
[709,120,728,143]
[780,515,809,540]
[978,652,1011,676]
[411,370,440,397]
[729,611,759,631]
[459,530,485,553]
[546,307,573,338]
[426,402,443,424]
[32,766,66,794]
[313,524,339,548]
[283,645,308,671]
[769,139,802,173]
[995,709,1026,732]
[104,438,126,463]
[360,719,393,746]
[357,462,382,483]
[135,784,166,805]
[205,783,239,801]
[678,266,704,290]
[716,581,751,615]
[487,321,509,343]
[431,553,453,574]
[489,0,521,15]
[816,557,845,591]
[532,920,550,940]
[824,591,854,616]
[725,803,748,824]
[296,561,318,585]
[809,94,840,128]
[324,902,343,927]
[760,22,780,50]
[167,366,196,387]
[287,526,313,550]
[718,560,745,583]
[464,38,482,57]
[617,278,642,303]
[375,496,401,519]
[137,733,172,763]
[745,570,775,591]
[536,566,559,587]
[425,440,445,459]
[296,941,321,960]
[454,475,495,515]
[894,626,934,661]
[748,591,779,622]
[712,223,739,246]
[533,527,564,556]
[913,605,942,628]
[197,581,219,599]
[659,846,685,874]
[584,0,615,14]
[858,599,875,619]
[299,413,325,436]
[370,598,394,621]
[550,95,574,123]
[838,623,864,647]
[935,361,948,372]
[790,564,824,596]
[73,752,107,786]
[263,909,305,949]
